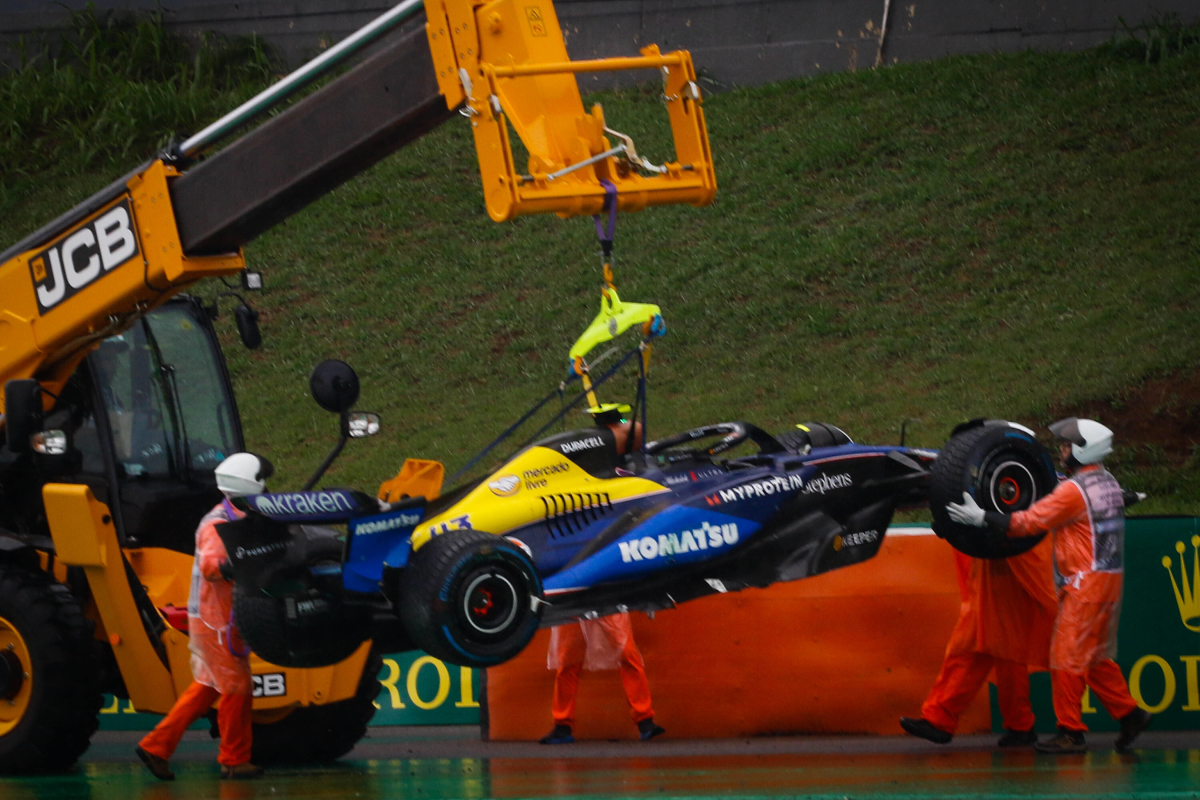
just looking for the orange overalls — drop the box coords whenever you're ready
[140,501,255,766]
[548,612,654,727]
[1006,465,1138,731]
[920,539,1057,734]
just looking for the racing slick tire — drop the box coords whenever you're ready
[930,421,1057,559]
[231,525,371,669]
[233,585,371,669]
[0,566,103,773]
[251,648,382,764]
[399,530,543,669]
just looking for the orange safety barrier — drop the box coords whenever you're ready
[486,529,991,739]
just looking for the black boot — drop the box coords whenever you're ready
[997,728,1038,747]
[539,724,575,744]
[1115,708,1152,752]
[134,745,175,781]
[899,717,952,744]
[637,718,666,741]
[1035,728,1086,754]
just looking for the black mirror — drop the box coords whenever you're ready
[309,360,360,414]
[235,303,262,350]
[4,379,43,455]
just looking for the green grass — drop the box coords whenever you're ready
[2,18,1198,511]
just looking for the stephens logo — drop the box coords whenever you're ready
[559,436,604,454]
[803,472,853,494]
[29,197,140,314]
[618,521,739,563]
[489,475,521,497]
[1163,534,1200,632]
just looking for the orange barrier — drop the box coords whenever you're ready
[486,529,992,740]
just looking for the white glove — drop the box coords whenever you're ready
[947,491,986,527]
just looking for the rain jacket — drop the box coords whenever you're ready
[187,501,253,695]
[548,613,636,671]
[946,537,1057,668]
[1005,465,1126,673]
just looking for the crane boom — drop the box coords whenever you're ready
[0,0,715,409]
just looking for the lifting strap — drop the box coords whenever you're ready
[594,179,618,291]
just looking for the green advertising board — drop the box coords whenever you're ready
[98,651,481,730]
[991,516,1200,732]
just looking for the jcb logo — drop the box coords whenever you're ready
[28,197,140,314]
[252,673,287,698]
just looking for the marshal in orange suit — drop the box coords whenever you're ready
[900,536,1057,746]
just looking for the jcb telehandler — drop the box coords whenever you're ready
[0,0,714,771]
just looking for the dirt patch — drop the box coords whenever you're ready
[1044,368,1200,466]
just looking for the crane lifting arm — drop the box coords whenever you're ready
[425,0,716,220]
[0,0,716,411]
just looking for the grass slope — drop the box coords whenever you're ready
[3,42,1198,510]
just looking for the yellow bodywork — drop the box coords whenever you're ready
[411,444,668,550]
[425,0,716,221]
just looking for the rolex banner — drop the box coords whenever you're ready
[991,516,1200,732]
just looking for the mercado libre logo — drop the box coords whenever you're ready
[1162,535,1200,632]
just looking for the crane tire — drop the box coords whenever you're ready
[0,566,103,774]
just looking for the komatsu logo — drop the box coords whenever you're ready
[559,436,604,454]
[618,522,739,563]
[716,474,805,503]
[29,198,140,314]
[355,513,420,535]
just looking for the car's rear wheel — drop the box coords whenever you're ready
[930,421,1057,558]
[399,530,542,668]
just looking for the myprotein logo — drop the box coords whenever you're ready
[29,198,140,314]
[714,474,806,504]
[618,521,739,563]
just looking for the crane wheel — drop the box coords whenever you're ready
[0,566,103,773]
[251,649,382,764]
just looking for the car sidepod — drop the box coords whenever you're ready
[537,445,932,623]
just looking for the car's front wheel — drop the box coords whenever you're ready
[398,530,542,668]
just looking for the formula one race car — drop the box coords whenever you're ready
[219,299,1058,669]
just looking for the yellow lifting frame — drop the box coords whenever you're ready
[424,0,716,221]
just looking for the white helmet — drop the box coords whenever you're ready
[1048,417,1113,465]
[214,452,274,497]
